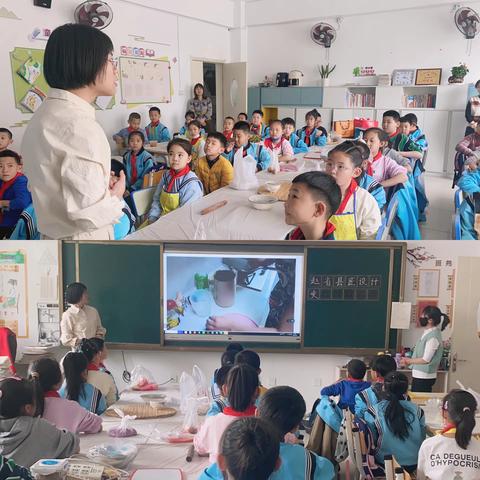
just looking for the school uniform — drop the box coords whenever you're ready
[329,180,381,240]
[358,174,386,210]
[114,202,136,240]
[417,433,480,480]
[367,152,408,184]
[392,133,424,158]
[263,137,295,157]
[458,169,480,239]
[22,88,123,240]
[223,130,233,142]
[0,174,32,238]
[178,125,188,136]
[225,142,272,171]
[148,166,203,221]
[409,127,428,151]
[190,136,206,171]
[285,133,308,154]
[42,391,102,434]
[122,148,154,191]
[321,377,371,412]
[206,397,229,417]
[60,304,106,348]
[0,456,33,480]
[59,382,107,415]
[296,126,327,147]
[199,442,335,480]
[113,126,148,146]
[285,222,336,240]
[250,123,267,139]
[196,155,234,194]
[86,363,118,407]
[9,204,40,240]
[194,405,257,464]
[364,399,426,468]
[145,121,170,143]
[354,382,384,420]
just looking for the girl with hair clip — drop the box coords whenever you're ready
[28,358,102,434]
[0,378,79,467]
[59,352,107,415]
[417,389,480,479]
[325,141,382,240]
[364,372,426,474]
[77,338,118,406]
[401,306,450,392]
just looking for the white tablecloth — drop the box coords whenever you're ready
[80,389,208,479]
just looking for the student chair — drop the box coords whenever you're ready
[421,148,428,168]
[142,169,165,189]
[454,188,463,211]
[343,411,366,480]
[375,197,399,240]
[131,186,156,225]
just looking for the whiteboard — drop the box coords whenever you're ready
[119,57,172,104]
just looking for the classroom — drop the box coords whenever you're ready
[0,1,480,480]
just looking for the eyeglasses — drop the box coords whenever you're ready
[108,57,119,69]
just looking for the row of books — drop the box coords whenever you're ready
[402,94,437,109]
[346,92,376,108]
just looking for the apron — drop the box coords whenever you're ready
[160,189,180,215]
[329,181,358,240]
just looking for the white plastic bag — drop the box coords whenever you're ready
[179,371,196,413]
[192,364,210,398]
[108,410,137,437]
[266,147,280,174]
[130,365,158,391]
[230,150,259,190]
[182,396,200,434]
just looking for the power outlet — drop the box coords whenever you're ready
[313,377,322,387]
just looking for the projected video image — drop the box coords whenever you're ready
[163,253,304,337]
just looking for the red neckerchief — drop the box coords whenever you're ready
[44,390,60,398]
[150,121,159,128]
[346,377,365,382]
[388,130,399,139]
[289,222,336,240]
[283,134,291,141]
[304,128,313,146]
[223,130,233,141]
[0,328,16,374]
[367,151,382,176]
[264,137,284,151]
[191,136,201,146]
[0,173,23,223]
[336,179,357,214]
[166,165,190,193]
[441,423,456,434]
[87,363,100,371]
[250,124,262,135]
[130,151,138,185]
[127,126,136,133]
[223,405,256,417]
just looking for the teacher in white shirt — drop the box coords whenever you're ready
[22,23,125,240]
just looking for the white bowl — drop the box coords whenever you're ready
[140,393,166,403]
[248,194,277,210]
[264,181,281,193]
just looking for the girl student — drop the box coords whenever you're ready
[324,141,382,240]
[417,389,480,480]
[296,110,327,147]
[60,351,107,415]
[28,358,102,434]
[0,378,79,467]
[78,338,118,406]
[364,372,426,474]
[194,364,260,464]
[401,306,450,392]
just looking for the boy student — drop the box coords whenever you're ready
[188,120,206,171]
[145,106,170,143]
[0,150,32,239]
[200,386,335,480]
[196,132,234,194]
[393,115,425,161]
[382,110,401,146]
[122,131,154,192]
[282,117,308,154]
[222,116,235,142]
[285,172,341,240]
[113,112,147,148]
[249,109,267,140]
[321,358,370,412]
[297,110,327,147]
[237,112,248,122]
[178,110,195,136]
[263,119,294,161]
[225,121,271,172]
[147,138,203,223]
[400,113,428,153]
[355,353,397,420]
[313,109,328,137]
[0,128,13,152]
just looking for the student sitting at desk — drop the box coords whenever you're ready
[123,131,154,193]
[147,138,203,223]
[263,120,294,162]
[145,106,170,143]
[249,110,267,141]
[206,365,232,417]
[211,343,244,400]
[282,117,308,154]
[188,120,206,171]
[417,389,480,480]
[222,116,235,143]
[296,110,327,147]
[457,165,480,239]
[178,111,195,137]
[284,171,341,240]
[113,112,147,150]
[456,123,480,170]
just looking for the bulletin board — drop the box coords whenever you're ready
[119,56,172,104]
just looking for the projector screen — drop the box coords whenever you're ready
[163,252,304,343]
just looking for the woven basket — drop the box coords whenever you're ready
[105,404,177,419]
[257,182,291,202]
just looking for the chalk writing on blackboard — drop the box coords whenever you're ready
[307,274,381,302]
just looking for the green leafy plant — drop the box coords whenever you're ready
[451,63,469,78]
[318,63,336,79]
[352,66,361,77]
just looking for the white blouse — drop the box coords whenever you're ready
[22,88,123,240]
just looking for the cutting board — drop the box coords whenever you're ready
[257,182,291,201]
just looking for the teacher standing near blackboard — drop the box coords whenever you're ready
[401,306,450,393]
[22,24,125,240]
[187,83,213,133]
[465,80,480,135]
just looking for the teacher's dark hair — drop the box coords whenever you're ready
[422,305,450,331]
[44,23,113,90]
[193,83,206,100]
[65,282,87,305]
[443,389,477,450]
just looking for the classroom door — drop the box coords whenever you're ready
[449,256,480,391]
[222,62,247,119]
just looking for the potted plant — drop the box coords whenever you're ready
[448,63,469,84]
[317,64,336,87]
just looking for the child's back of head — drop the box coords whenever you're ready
[347,358,367,380]
[28,358,62,416]
[214,365,232,391]
[371,354,397,379]
[226,364,259,412]
[62,352,88,402]
[383,372,411,440]
[234,349,261,372]
[257,386,306,438]
[0,378,35,418]
[219,417,280,480]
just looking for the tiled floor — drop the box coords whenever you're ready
[420,173,454,240]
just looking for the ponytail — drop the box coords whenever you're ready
[28,358,62,417]
[383,372,413,440]
[444,389,477,449]
[77,337,102,362]
[62,352,88,402]
[440,313,450,332]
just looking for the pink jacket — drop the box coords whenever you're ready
[43,397,102,434]
[369,154,407,183]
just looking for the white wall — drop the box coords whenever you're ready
[0,0,232,149]
[246,1,480,87]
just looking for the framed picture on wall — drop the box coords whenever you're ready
[392,69,416,86]
[418,269,440,298]
[415,68,442,86]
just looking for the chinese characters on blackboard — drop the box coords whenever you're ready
[307,274,382,302]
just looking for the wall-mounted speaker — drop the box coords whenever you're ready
[34,0,52,8]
